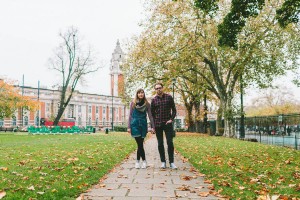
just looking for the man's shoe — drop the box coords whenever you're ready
[160,162,166,169]
[135,161,140,169]
[141,160,147,169]
[170,163,178,169]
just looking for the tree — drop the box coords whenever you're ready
[191,0,300,47]
[123,0,299,137]
[245,86,300,116]
[0,79,38,119]
[49,27,99,125]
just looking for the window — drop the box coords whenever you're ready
[89,106,92,113]
[95,118,99,125]
[24,116,28,126]
[35,116,39,126]
[0,119,3,126]
[46,103,50,112]
[78,105,81,113]
[78,117,82,126]
[88,117,92,125]
[12,117,17,126]
[96,106,99,114]
[103,107,106,114]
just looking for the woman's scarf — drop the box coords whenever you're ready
[135,99,147,112]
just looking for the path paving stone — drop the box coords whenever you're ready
[81,134,224,199]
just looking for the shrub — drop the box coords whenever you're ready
[176,128,188,132]
[114,126,127,132]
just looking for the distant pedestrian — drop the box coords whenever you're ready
[128,88,155,169]
[151,83,177,169]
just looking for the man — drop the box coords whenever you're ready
[151,83,177,169]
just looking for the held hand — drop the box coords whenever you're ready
[127,128,131,133]
[151,128,155,134]
[165,120,173,124]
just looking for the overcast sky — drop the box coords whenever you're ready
[0,0,144,95]
[0,0,298,104]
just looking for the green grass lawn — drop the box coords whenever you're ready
[174,132,300,199]
[0,132,135,200]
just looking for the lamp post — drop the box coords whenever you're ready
[21,74,24,127]
[37,80,40,127]
[203,89,208,133]
[172,78,176,127]
[111,88,114,131]
[240,75,245,138]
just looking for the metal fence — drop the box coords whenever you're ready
[235,113,300,150]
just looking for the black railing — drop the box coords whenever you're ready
[235,113,300,150]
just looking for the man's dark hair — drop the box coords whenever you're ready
[154,83,163,88]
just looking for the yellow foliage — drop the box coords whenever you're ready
[0,79,39,118]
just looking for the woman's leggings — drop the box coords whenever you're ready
[135,137,145,160]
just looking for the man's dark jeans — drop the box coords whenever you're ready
[155,123,174,164]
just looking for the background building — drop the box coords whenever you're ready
[0,41,187,130]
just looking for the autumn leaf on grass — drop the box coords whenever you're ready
[28,186,35,191]
[250,178,260,184]
[0,191,6,199]
[197,173,206,177]
[67,157,79,162]
[37,192,44,195]
[292,172,300,179]
[238,186,246,190]
[284,160,291,164]
[0,167,8,172]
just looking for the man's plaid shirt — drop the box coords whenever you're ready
[151,93,177,127]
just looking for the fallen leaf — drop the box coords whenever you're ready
[239,186,246,190]
[181,175,193,181]
[204,179,212,184]
[177,185,190,191]
[198,192,209,197]
[76,194,84,200]
[0,167,8,172]
[37,192,44,195]
[28,186,35,191]
[284,160,291,164]
[207,185,215,190]
[0,191,6,199]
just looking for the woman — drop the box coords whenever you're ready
[128,88,155,169]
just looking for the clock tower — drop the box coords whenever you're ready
[110,40,124,97]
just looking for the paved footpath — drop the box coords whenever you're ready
[80,134,223,200]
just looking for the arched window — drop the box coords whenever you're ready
[24,116,28,126]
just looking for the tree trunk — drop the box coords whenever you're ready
[54,106,65,126]
[186,105,195,132]
[216,104,223,136]
[194,100,201,133]
[222,98,235,137]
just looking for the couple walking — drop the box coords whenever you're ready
[127,83,177,170]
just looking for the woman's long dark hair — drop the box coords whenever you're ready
[133,88,149,108]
